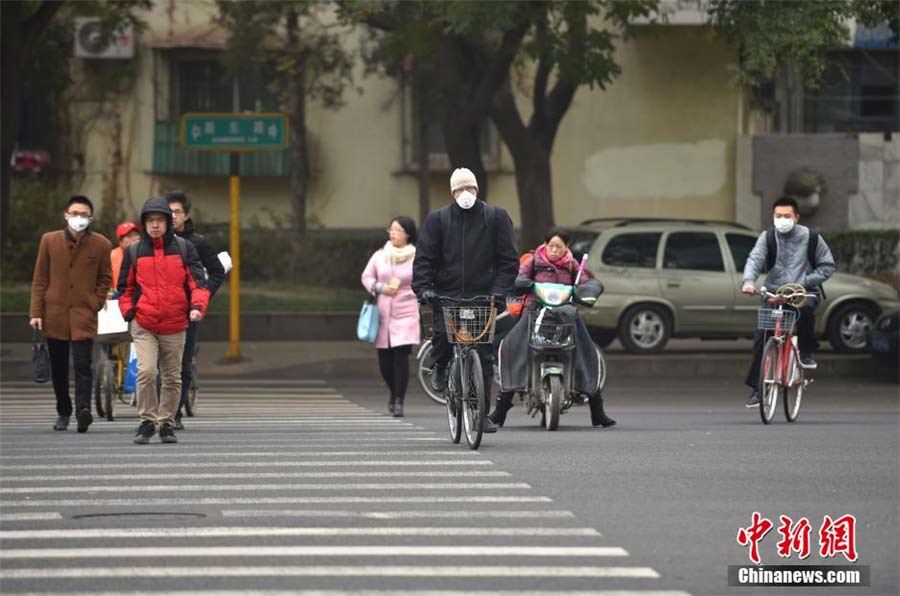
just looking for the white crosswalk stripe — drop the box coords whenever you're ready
[0,379,690,595]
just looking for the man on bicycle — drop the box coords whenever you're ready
[413,167,519,433]
[741,196,835,407]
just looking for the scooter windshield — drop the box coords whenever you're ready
[534,282,573,307]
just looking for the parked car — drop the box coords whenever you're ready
[565,218,899,354]
[869,310,899,380]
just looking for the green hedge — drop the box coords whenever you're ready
[821,230,900,276]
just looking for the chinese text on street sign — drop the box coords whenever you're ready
[179,113,289,151]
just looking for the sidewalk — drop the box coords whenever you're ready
[0,339,877,382]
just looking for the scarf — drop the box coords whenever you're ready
[383,241,416,264]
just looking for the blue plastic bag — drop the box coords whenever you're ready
[122,344,138,393]
[356,301,379,343]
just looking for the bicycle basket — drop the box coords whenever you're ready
[442,304,496,344]
[757,308,797,332]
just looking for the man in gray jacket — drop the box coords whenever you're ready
[741,196,836,407]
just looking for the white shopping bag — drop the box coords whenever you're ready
[97,299,129,336]
[218,251,233,274]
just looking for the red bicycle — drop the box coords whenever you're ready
[756,284,818,424]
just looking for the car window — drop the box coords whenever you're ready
[601,233,661,268]
[726,233,758,272]
[568,232,599,262]
[663,232,724,272]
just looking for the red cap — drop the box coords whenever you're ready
[115,221,140,240]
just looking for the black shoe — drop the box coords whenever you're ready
[173,417,185,431]
[430,364,449,393]
[482,417,498,433]
[134,421,156,444]
[589,393,616,427]
[76,409,93,433]
[745,390,760,408]
[387,397,396,416]
[799,353,818,369]
[488,394,514,427]
[53,416,70,431]
[159,424,178,444]
[392,400,404,418]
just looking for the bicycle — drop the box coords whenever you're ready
[755,283,818,424]
[93,339,133,421]
[437,296,497,449]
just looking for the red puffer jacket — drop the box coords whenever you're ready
[117,197,209,334]
[520,245,594,310]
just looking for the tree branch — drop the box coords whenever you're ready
[23,0,64,51]
[531,15,551,133]
[466,20,530,123]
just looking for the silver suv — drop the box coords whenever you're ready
[565,219,899,354]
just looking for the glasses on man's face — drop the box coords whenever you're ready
[171,209,185,215]
[67,211,92,218]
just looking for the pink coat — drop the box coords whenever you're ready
[361,245,421,349]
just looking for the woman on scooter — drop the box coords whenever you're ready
[489,228,616,428]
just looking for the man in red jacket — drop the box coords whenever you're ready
[118,197,209,444]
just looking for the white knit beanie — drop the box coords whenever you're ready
[450,167,478,193]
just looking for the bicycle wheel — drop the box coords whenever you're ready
[446,357,462,444]
[543,375,563,431]
[185,358,199,417]
[462,348,485,450]
[102,360,116,422]
[416,340,447,405]
[758,338,780,425]
[784,346,804,422]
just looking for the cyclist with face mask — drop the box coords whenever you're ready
[413,168,519,434]
[740,196,836,408]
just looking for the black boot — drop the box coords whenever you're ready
[387,396,396,416]
[393,397,404,418]
[589,391,616,428]
[488,392,514,427]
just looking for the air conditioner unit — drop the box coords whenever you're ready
[74,17,135,59]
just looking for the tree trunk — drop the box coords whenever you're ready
[0,0,64,256]
[413,66,431,223]
[286,10,309,280]
[443,120,489,203]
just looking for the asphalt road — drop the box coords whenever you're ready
[0,370,896,596]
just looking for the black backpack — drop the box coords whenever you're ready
[127,236,189,269]
[765,228,825,295]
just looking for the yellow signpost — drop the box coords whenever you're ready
[179,112,290,361]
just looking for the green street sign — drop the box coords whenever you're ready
[179,113,289,151]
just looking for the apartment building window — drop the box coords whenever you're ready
[803,49,899,133]
[401,74,502,172]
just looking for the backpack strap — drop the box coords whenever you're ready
[765,228,776,272]
[807,229,819,270]
[128,236,189,269]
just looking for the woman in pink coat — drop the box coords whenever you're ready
[361,216,421,417]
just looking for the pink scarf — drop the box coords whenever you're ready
[537,244,573,269]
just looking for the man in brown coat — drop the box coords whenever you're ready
[30,196,112,432]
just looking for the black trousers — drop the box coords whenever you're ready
[431,307,495,399]
[46,338,93,418]
[745,303,818,390]
[176,321,199,417]
[377,345,412,401]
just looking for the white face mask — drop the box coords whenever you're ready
[773,217,795,234]
[67,216,90,233]
[455,190,476,210]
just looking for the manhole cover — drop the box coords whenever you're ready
[71,512,207,520]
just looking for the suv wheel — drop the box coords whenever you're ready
[619,304,671,353]
[827,302,877,353]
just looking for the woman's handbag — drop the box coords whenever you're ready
[32,330,51,383]
[357,300,379,343]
